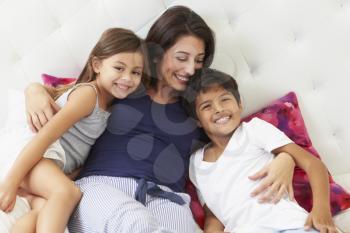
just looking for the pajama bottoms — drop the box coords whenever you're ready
[68,176,196,233]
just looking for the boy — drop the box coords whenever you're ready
[182,68,337,233]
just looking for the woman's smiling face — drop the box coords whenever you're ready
[157,35,205,92]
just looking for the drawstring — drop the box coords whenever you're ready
[135,178,186,206]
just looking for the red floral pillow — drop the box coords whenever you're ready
[41,73,76,87]
[186,92,350,229]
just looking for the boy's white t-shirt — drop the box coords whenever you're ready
[189,117,309,233]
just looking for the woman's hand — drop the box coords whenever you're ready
[249,152,295,203]
[0,180,18,213]
[305,205,338,233]
[25,83,60,132]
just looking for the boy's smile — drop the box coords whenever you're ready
[195,85,242,139]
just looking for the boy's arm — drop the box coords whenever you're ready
[25,83,61,132]
[272,143,337,232]
[272,144,329,210]
[203,205,227,233]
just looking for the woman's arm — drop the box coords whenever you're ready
[203,205,227,233]
[24,83,61,132]
[273,144,337,232]
[249,152,296,203]
[0,86,96,212]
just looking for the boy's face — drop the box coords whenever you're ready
[195,85,242,139]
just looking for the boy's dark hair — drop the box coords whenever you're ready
[182,68,241,119]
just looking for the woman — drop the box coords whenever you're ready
[24,6,296,233]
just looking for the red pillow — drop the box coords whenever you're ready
[41,73,76,87]
[186,92,350,229]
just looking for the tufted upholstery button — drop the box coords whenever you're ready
[51,18,61,32]
[293,33,298,42]
[11,52,21,63]
[312,80,322,91]
[248,63,259,76]
[229,17,237,24]
[332,131,338,137]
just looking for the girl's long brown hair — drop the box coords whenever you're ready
[53,28,149,100]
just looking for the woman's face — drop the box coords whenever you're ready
[158,35,205,92]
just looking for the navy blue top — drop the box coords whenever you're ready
[78,94,207,192]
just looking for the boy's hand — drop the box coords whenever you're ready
[0,181,18,212]
[305,206,338,233]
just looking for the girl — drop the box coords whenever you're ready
[0,27,148,233]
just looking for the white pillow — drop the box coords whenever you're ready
[5,89,27,128]
[0,89,31,232]
[0,197,31,233]
[1,89,29,179]
[0,89,70,233]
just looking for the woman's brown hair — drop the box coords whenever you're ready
[145,5,215,88]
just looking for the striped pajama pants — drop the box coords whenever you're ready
[68,176,197,233]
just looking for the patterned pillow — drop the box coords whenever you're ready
[41,73,76,87]
[186,92,350,229]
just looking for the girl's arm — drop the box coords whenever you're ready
[25,83,61,132]
[203,205,227,233]
[272,144,337,232]
[0,86,96,211]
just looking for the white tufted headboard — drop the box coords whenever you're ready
[0,0,349,191]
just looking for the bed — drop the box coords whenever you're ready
[0,0,349,232]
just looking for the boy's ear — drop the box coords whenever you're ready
[196,120,202,128]
[91,57,102,74]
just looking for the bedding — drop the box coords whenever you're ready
[1,0,350,232]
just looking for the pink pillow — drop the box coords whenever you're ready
[41,73,76,87]
[186,92,350,229]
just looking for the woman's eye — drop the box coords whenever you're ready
[114,66,124,71]
[196,59,204,64]
[176,57,187,62]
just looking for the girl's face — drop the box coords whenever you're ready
[195,85,242,139]
[158,35,205,92]
[93,51,144,100]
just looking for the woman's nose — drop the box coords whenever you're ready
[184,60,195,76]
